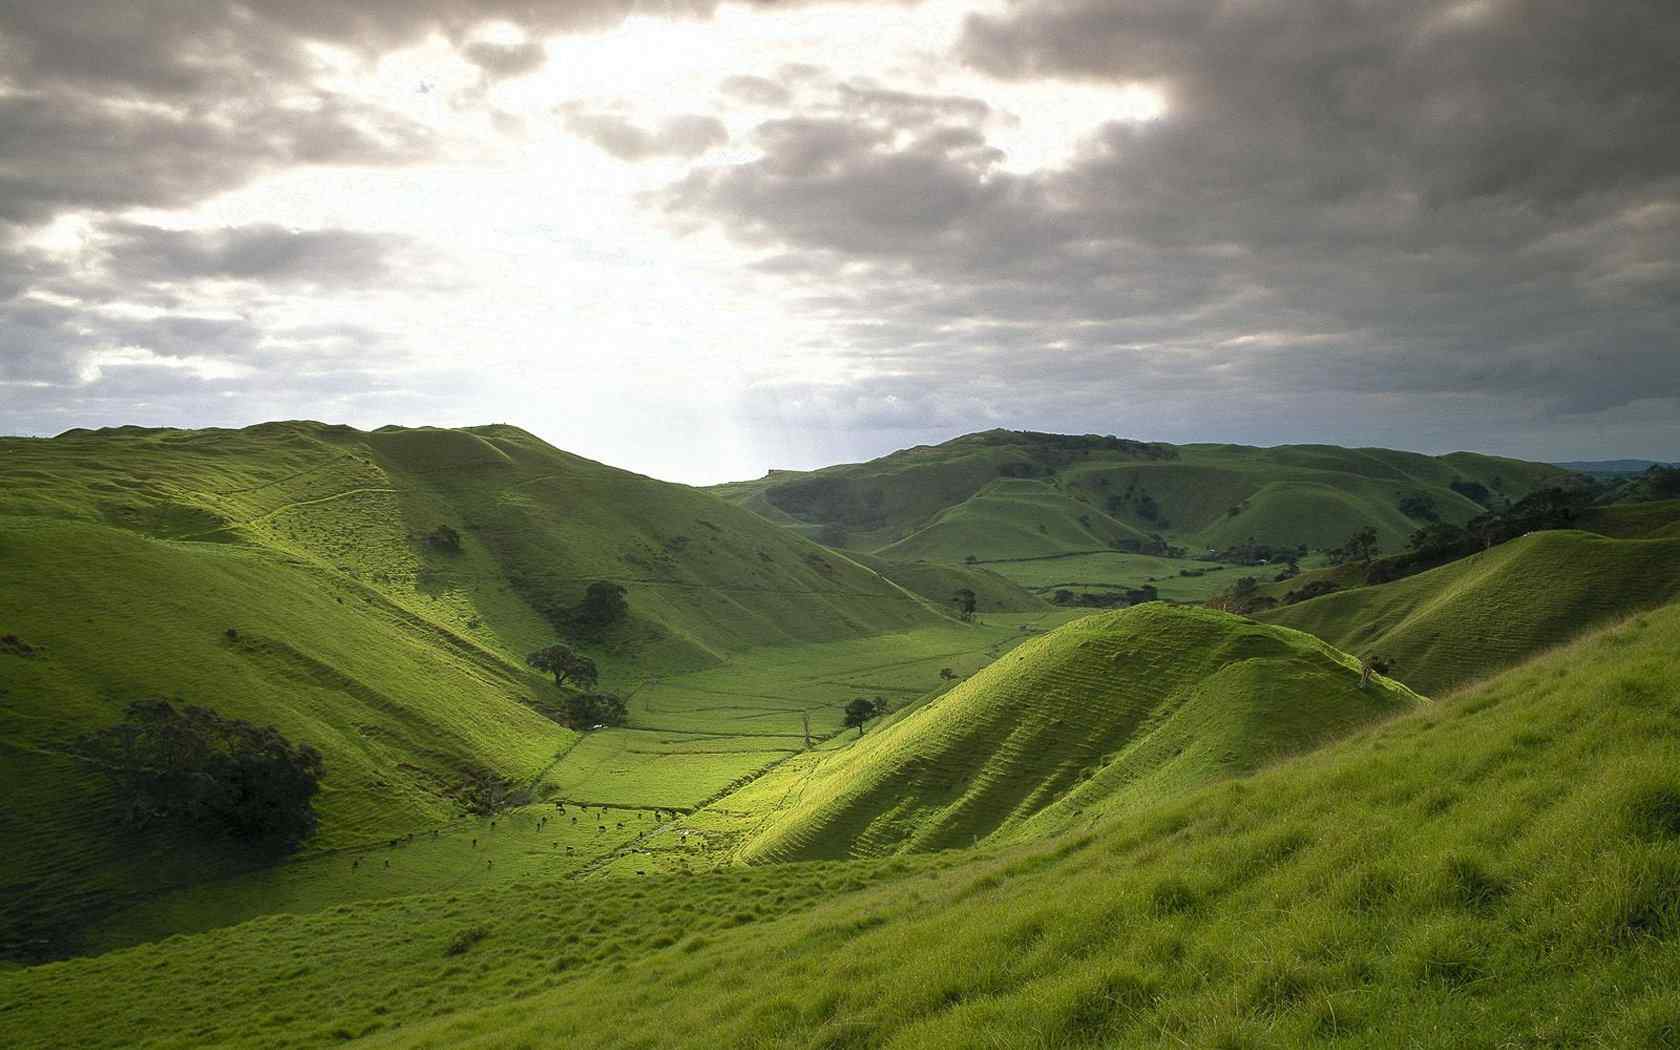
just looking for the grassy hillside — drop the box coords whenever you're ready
[0,422,953,958]
[712,430,1567,596]
[875,478,1157,562]
[7,600,1678,1049]
[1575,499,1680,539]
[1260,529,1680,694]
[734,605,1422,863]
[844,552,1047,613]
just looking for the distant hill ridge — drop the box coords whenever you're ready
[710,429,1567,560]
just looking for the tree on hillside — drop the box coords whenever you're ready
[844,697,879,737]
[1397,493,1439,521]
[574,581,629,635]
[424,524,463,553]
[1333,526,1380,565]
[561,692,628,730]
[76,699,325,851]
[1450,479,1493,506]
[526,643,599,690]
[952,588,977,621]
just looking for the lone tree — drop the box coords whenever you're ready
[573,581,628,636]
[843,697,879,737]
[526,643,599,690]
[952,588,977,622]
[76,699,325,851]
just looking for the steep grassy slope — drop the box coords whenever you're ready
[1261,529,1680,694]
[8,602,1678,1050]
[735,605,1421,863]
[713,430,1566,564]
[0,422,950,958]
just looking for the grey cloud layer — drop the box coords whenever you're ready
[658,1,1679,455]
[563,108,730,161]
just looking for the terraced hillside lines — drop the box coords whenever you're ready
[735,605,1422,864]
[1260,529,1680,694]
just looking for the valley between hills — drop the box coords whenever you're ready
[3,422,1679,1049]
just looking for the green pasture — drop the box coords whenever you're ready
[7,601,1679,1049]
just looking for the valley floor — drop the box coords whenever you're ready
[73,611,1077,955]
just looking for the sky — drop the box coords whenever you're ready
[1,0,1676,484]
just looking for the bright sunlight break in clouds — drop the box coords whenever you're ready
[2,0,1676,481]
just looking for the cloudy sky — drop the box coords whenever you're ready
[2,1,1676,482]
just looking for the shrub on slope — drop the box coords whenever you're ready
[737,605,1422,863]
[1261,529,1680,694]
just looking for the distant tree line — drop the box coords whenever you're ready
[1052,584,1158,608]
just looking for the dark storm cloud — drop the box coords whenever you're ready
[0,90,434,228]
[660,1,1680,451]
[562,108,729,161]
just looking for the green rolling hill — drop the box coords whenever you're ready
[0,421,952,958]
[734,604,1422,864]
[7,597,1677,1049]
[1259,529,1680,694]
[713,430,1565,556]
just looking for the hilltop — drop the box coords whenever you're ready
[734,604,1422,864]
[712,429,1566,558]
[1260,528,1680,694]
[0,421,964,958]
[6,595,1677,1049]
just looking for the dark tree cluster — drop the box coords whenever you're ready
[1363,485,1597,585]
[559,692,628,731]
[1326,527,1381,567]
[952,588,977,621]
[1280,580,1342,606]
[1209,540,1306,565]
[1397,493,1440,521]
[423,524,463,553]
[1449,479,1495,506]
[526,643,626,730]
[1051,585,1158,608]
[76,700,325,851]
[526,643,598,690]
